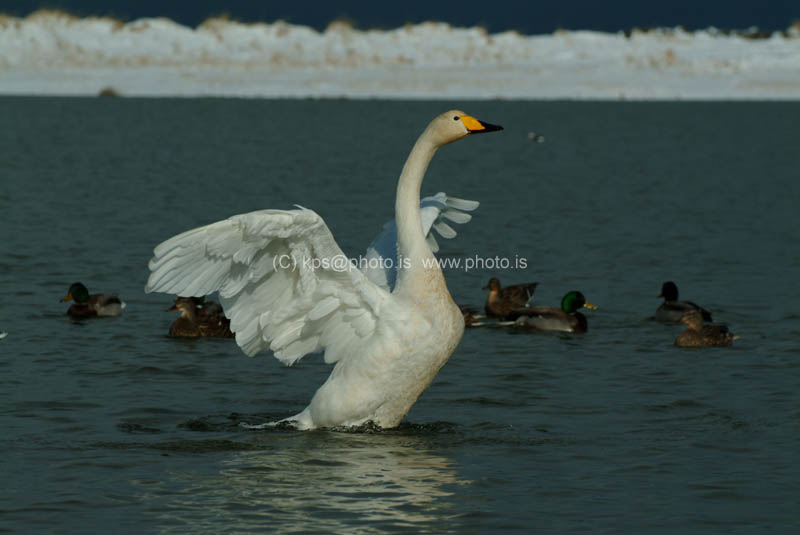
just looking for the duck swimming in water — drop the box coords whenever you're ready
[510,291,597,333]
[655,281,712,324]
[483,277,538,319]
[60,282,125,318]
[674,309,736,347]
[168,297,234,338]
[458,305,486,328]
[145,110,503,430]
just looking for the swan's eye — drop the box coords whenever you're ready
[453,116,459,121]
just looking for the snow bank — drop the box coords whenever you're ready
[1,11,798,99]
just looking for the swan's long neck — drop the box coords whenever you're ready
[394,130,440,294]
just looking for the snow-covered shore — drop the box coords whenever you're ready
[1,11,799,99]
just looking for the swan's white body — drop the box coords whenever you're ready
[145,110,501,429]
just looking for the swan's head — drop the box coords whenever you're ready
[427,110,503,147]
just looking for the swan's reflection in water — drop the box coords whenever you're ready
[150,429,467,533]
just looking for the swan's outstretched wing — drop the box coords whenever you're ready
[362,192,479,289]
[146,208,390,365]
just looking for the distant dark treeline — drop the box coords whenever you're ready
[2,0,798,34]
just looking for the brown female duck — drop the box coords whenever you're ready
[168,297,234,338]
[674,310,736,347]
[483,277,538,319]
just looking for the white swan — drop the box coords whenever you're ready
[145,110,503,429]
[362,191,479,290]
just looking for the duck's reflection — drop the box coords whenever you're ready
[152,430,466,533]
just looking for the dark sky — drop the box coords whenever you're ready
[2,0,798,33]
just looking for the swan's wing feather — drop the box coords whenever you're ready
[146,208,388,365]
[443,195,480,212]
[362,192,479,289]
[441,210,472,224]
[426,233,440,253]
[432,221,457,239]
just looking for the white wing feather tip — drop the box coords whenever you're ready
[432,221,457,239]
[442,210,472,224]
[444,196,480,211]
[426,233,440,253]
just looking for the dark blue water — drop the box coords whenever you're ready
[1,98,799,533]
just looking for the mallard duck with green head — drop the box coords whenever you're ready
[510,291,597,333]
[168,297,234,338]
[483,277,538,319]
[656,281,712,324]
[674,310,736,347]
[60,282,125,318]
